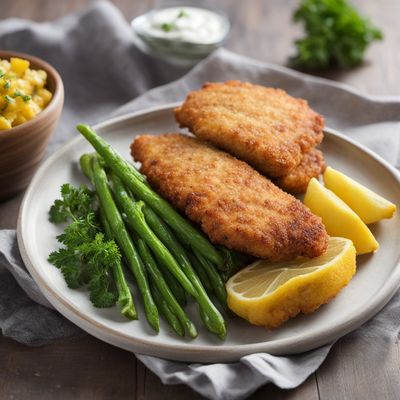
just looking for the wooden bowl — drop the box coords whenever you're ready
[0,50,64,201]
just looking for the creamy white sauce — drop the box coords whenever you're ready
[138,7,228,45]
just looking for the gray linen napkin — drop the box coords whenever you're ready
[1,3,400,399]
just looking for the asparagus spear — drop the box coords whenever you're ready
[79,152,95,182]
[142,205,226,339]
[159,268,186,307]
[193,251,227,309]
[117,209,189,336]
[80,154,137,320]
[137,239,197,338]
[109,172,197,298]
[76,124,223,267]
[119,211,186,307]
[98,210,137,320]
[217,246,252,279]
[150,283,184,337]
[187,252,213,292]
[85,155,159,332]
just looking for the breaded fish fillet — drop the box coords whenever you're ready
[274,149,326,194]
[175,80,324,177]
[131,134,328,261]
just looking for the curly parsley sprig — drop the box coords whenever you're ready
[49,183,93,223]
[48,184,125,309]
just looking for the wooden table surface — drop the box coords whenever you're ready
[1,1,400,399]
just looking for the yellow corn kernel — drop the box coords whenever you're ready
[0,57,51,128]
[13,114,26,126]
[16,78,33,94]
[0,116,11,130]
[30,101,41,116]
[10,57,30,76]
[26,69,46,88]
[37,88,52,106]
[21,103,36,119]
[3,109,16,124]
[32,94,44,108]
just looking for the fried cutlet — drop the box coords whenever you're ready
[175,80,324,177]
[274,148,326,194]
[131,133,328,261]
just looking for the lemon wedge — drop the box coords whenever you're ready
[226,237,356,328]
[323,166,396,224]
[304,178,379,255]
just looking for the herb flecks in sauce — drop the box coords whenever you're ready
[139,7,228,45]
[161,22,174,32]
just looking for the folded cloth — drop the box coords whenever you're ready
[1,2,400,399]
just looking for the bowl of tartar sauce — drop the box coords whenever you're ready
[131,6,230,64]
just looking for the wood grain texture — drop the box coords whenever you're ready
[251,375,320,400]
[316,338,400,400]
[0,335,137,400]
[0,0,399,399]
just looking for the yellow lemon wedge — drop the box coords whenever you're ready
[304,178,379,255]
[323,166,396,224]
[226,237,356,328]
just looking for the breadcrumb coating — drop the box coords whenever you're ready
[175,80,324,177]
[274,148,326,194]
[131,133,328,261]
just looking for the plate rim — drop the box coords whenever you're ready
[17,102,400,361]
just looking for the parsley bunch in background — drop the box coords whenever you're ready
[291,0,383,70]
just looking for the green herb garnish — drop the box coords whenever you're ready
[0,70,4,78]
[3,81,10,89]
[177,9,188,18]
[12,90,31,102]
[48,183,119,308]
[161,22,174,32]
[291,0,383,69]
[1,95,12,111]
[49,183,93,223]
[160,9,188,33]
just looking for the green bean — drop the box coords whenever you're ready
[80,154,137,320]
[79,153,95,182]
[187,252,213,292]
[120,211,186,307]
[142,205,226,339]
[137,239,197,338]
[217,246,252,280]
[159,268,186,306]
[150,283,184,337]
[194,251,227,309]
[87,155,159,332]
[98,209,137,320]
[108,172,197,298]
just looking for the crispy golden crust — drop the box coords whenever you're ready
[175,80,324,177]
[274,149,326,194]
[131,134,328,261]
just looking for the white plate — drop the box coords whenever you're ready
[17,104,400,362]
